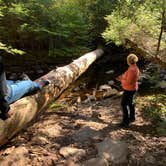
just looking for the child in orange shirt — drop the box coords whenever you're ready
[116,54,140,127]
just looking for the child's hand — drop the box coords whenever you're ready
[116,75,122,81]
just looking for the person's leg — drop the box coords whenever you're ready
[128,91,136,122]
[6,80,40,104]
[0,71,13,118]
[0,72,8,98]
[121,91,129,126]
[6,80,15,85]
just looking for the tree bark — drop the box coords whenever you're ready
[0,49,104,146]
[156,10,165,57]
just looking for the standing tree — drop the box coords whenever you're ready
[156,0,166,57]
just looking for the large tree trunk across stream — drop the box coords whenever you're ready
[0,49,104,147]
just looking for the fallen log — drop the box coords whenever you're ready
[0,49,104,147]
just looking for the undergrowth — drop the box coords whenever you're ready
[139,93,166,136]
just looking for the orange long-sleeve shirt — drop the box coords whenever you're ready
[121,64,139,91]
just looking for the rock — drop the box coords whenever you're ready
[59,147,86,159]
[96,138,128,164]
[106,70,114,74]
[83,93,96,103]
[2,146,15,155]
[103,89,118,98]
[72,126,100,142]
[10,146,29,156]
[0,147,30,166]
[64,159,79,166]
[108,80,114,86]
[85,157,109,166]
[76,96,81,103]
[99,85,112,91]
[85,94,96,101]
[82,98,90,104]
[39,124,62,138]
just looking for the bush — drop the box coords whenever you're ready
[144,94,166,136]
[144,94,166,120]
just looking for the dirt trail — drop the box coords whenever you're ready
[0,93,165,166]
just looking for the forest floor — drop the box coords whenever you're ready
[0,89,165,166]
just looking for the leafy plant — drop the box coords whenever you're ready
[144,94,166,121]
[49,102,65,109]
[0,42,25,55]
[143,94,166,136]
[157,121,166,136]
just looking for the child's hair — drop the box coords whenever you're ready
[127,54,138,65]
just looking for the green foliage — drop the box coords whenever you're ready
[0,42,25,55]
[47,0,91,56]
[49,102,64,109]
[0,0,3,17]
[102,13,134,45]
[84,0,117,39]
[49,101,67,112]
[148,66,161,85]
[0,0,115,57]
[144,94,166,121]
[134,1,162,39]
[143,94,166,136]
[102,0,166,49]
[156,121,166,136]
[8,3,29,18]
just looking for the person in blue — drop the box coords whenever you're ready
[0,56,49,120]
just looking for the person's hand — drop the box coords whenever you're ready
[116,75,122,81]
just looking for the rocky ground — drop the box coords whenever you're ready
[0,89,165,166]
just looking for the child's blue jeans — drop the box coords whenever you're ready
[6,80,40,104]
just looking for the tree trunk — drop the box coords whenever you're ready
[0,49,104,147]
[156,10,165,57]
